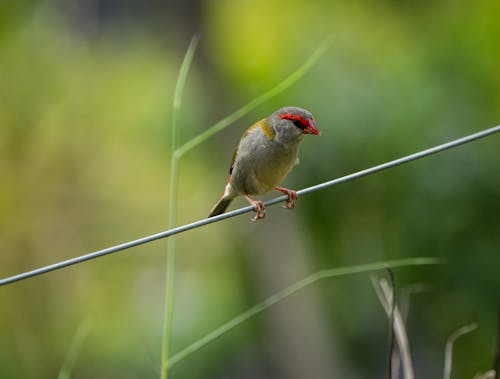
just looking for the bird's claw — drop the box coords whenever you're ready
[277,188,298,209]
[244,194,266,221]
[251,201,266,221]
[283,193,298,209]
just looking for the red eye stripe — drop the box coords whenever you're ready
[279,113,309,128]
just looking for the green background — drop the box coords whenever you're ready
[1,1,499,378]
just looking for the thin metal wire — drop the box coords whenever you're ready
[1,125,499,287]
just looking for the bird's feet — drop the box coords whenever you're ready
[275,187,298,209]
[244,194,266,221]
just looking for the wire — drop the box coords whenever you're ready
[1,125,499,287]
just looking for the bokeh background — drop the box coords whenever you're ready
[1,1,500,378]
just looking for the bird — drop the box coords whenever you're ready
[208,106,320,221]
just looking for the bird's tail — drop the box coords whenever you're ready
[208,195,234,217]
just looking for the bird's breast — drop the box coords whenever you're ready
[229,121,302,195]
[255,143,298,187]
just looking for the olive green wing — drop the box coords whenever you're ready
[229,118,273,175]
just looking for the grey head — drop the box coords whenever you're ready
[268,106,320,145]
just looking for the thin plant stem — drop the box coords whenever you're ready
[57,320,91,379]
[387,268,396,379]
[474,371,497,379]
[392,284,432,379]
[443,323,478,379]
[373,277,414,379]
[161,35,199,379]
[493,303,500,379]
[167,257,444,368]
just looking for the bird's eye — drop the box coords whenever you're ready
[279,113,307,129]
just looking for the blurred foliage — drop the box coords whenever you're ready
[1,1,500,378]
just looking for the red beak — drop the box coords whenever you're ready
[305,120,321,136]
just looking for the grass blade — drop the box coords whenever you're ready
[444,323,478,379]
[58,321,91,379]
[161,35,199,379]
[168,257,443,368]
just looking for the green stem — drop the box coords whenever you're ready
[161,36,199,379]
[168,257,445,368]
[161,157,179,377]
[58,320,91,379]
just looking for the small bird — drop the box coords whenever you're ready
[208,106,320,221]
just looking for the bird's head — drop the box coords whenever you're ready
[269,106,320,144]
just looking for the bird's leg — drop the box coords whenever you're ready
[243,194,265,221]
[275,187,298,209]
